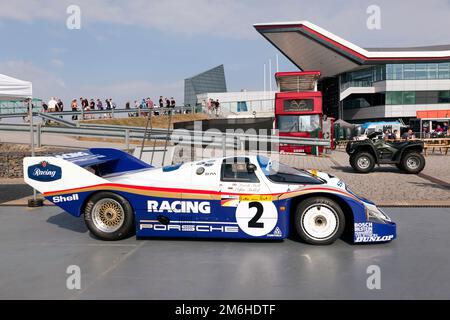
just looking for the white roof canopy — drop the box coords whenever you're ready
[0,73,32,100]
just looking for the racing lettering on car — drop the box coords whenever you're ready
[52,194,79,203]
[27,161,62,182]
[147,200,211,214]
[23,148,396,245]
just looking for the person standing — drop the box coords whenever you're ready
[159,96,164,108]
[71,99,78,120]
[170,97,176,112]
[207,98,212,115]
[214,99,220,117]
[48,97,57,112]
[126,101,133,117]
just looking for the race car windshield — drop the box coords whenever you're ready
[257,156,323,185]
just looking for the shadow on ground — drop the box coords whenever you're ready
[46,212,88,233]
[0,184,33,204]
[330,165,401,173]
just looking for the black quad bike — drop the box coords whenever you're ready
[346,132,426,174]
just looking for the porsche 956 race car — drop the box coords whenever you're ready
[23,148,396,245]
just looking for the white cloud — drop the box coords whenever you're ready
[50,59,64,68]
[0,0,448,44]
[0,60,67,101]
[77,80,184,106]
[0,0,449,43]
[0,59,183,106]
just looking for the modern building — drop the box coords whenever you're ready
[254,21,450,122]
[196,90,276,117]
[184,64,227,107]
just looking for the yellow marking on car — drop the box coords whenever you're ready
[239,195,273,201]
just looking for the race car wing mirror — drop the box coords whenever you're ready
[247,163,257,172]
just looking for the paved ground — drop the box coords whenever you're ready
[280,150,450,205]
[0,184,33,203]
[0,206,449,299]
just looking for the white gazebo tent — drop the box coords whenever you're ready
[0,73,32,101]
[0,73,40,205]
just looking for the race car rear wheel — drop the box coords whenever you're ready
[295,197,345,245]
[401,152,425,174]
[84,192,134,241]
[350,152,375,173]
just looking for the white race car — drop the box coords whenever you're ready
[24,148,396,244]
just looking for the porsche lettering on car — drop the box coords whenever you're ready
[23,148,396,245]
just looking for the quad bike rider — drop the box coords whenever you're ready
[346,131,425,174]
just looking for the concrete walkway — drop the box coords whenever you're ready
[1,206,450,299]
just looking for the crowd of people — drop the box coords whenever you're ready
[382,122,449,141]
[38,96,184,121]
[201,98,221,116]
[421,122,449,137]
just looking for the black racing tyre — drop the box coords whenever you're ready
[350,152,375,173]
[401,152,425,174]
[295,197,345,245]
[84,191,135,240]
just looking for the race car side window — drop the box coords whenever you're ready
[221,158,259,183]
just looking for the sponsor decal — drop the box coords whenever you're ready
[55,151,91,159]
[221,195,240,207]
[267,226,283,237]
[147,200,211,214]
[239,195,272,202]
[52,194,79,203]
[28,161,62,182]
[354,222,394,242]
[140,221,239,233]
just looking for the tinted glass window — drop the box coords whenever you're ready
[277,115,320,133]
[221,158,259,183]
[257,155,323,185]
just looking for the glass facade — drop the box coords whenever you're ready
[385,62,450,80]
[340,62,450,112]
[184,65,227,107]
[385,91,450,105]
[340,62,450,90]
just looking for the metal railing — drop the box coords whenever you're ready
[0,106,196,120]
[340,80,374,92]
[198,99,275,116]
[0,122,331,154]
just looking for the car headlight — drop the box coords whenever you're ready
[364,202,391,223]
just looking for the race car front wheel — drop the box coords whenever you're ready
[84,192,134,241]
[295,197,345,245]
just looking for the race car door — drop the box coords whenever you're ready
[217,157,279,239]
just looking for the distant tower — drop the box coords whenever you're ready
[184,64,227,107]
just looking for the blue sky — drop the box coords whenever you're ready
[1,0,450,106]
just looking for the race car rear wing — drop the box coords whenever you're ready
[54,148,152,175]
[23,148,152,194]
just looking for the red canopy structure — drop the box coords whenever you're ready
[416,109,450,120]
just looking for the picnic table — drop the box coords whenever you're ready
[422,138,450,156]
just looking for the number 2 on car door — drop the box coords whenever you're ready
[248,202,264,228]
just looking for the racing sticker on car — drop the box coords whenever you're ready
[28,161,62,182]
[235,200,278,237]
[354,222,394,242]
[147,200,211,214]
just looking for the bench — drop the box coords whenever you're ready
[424,139,450,156]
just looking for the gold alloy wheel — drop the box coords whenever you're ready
[92,198,125,233]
